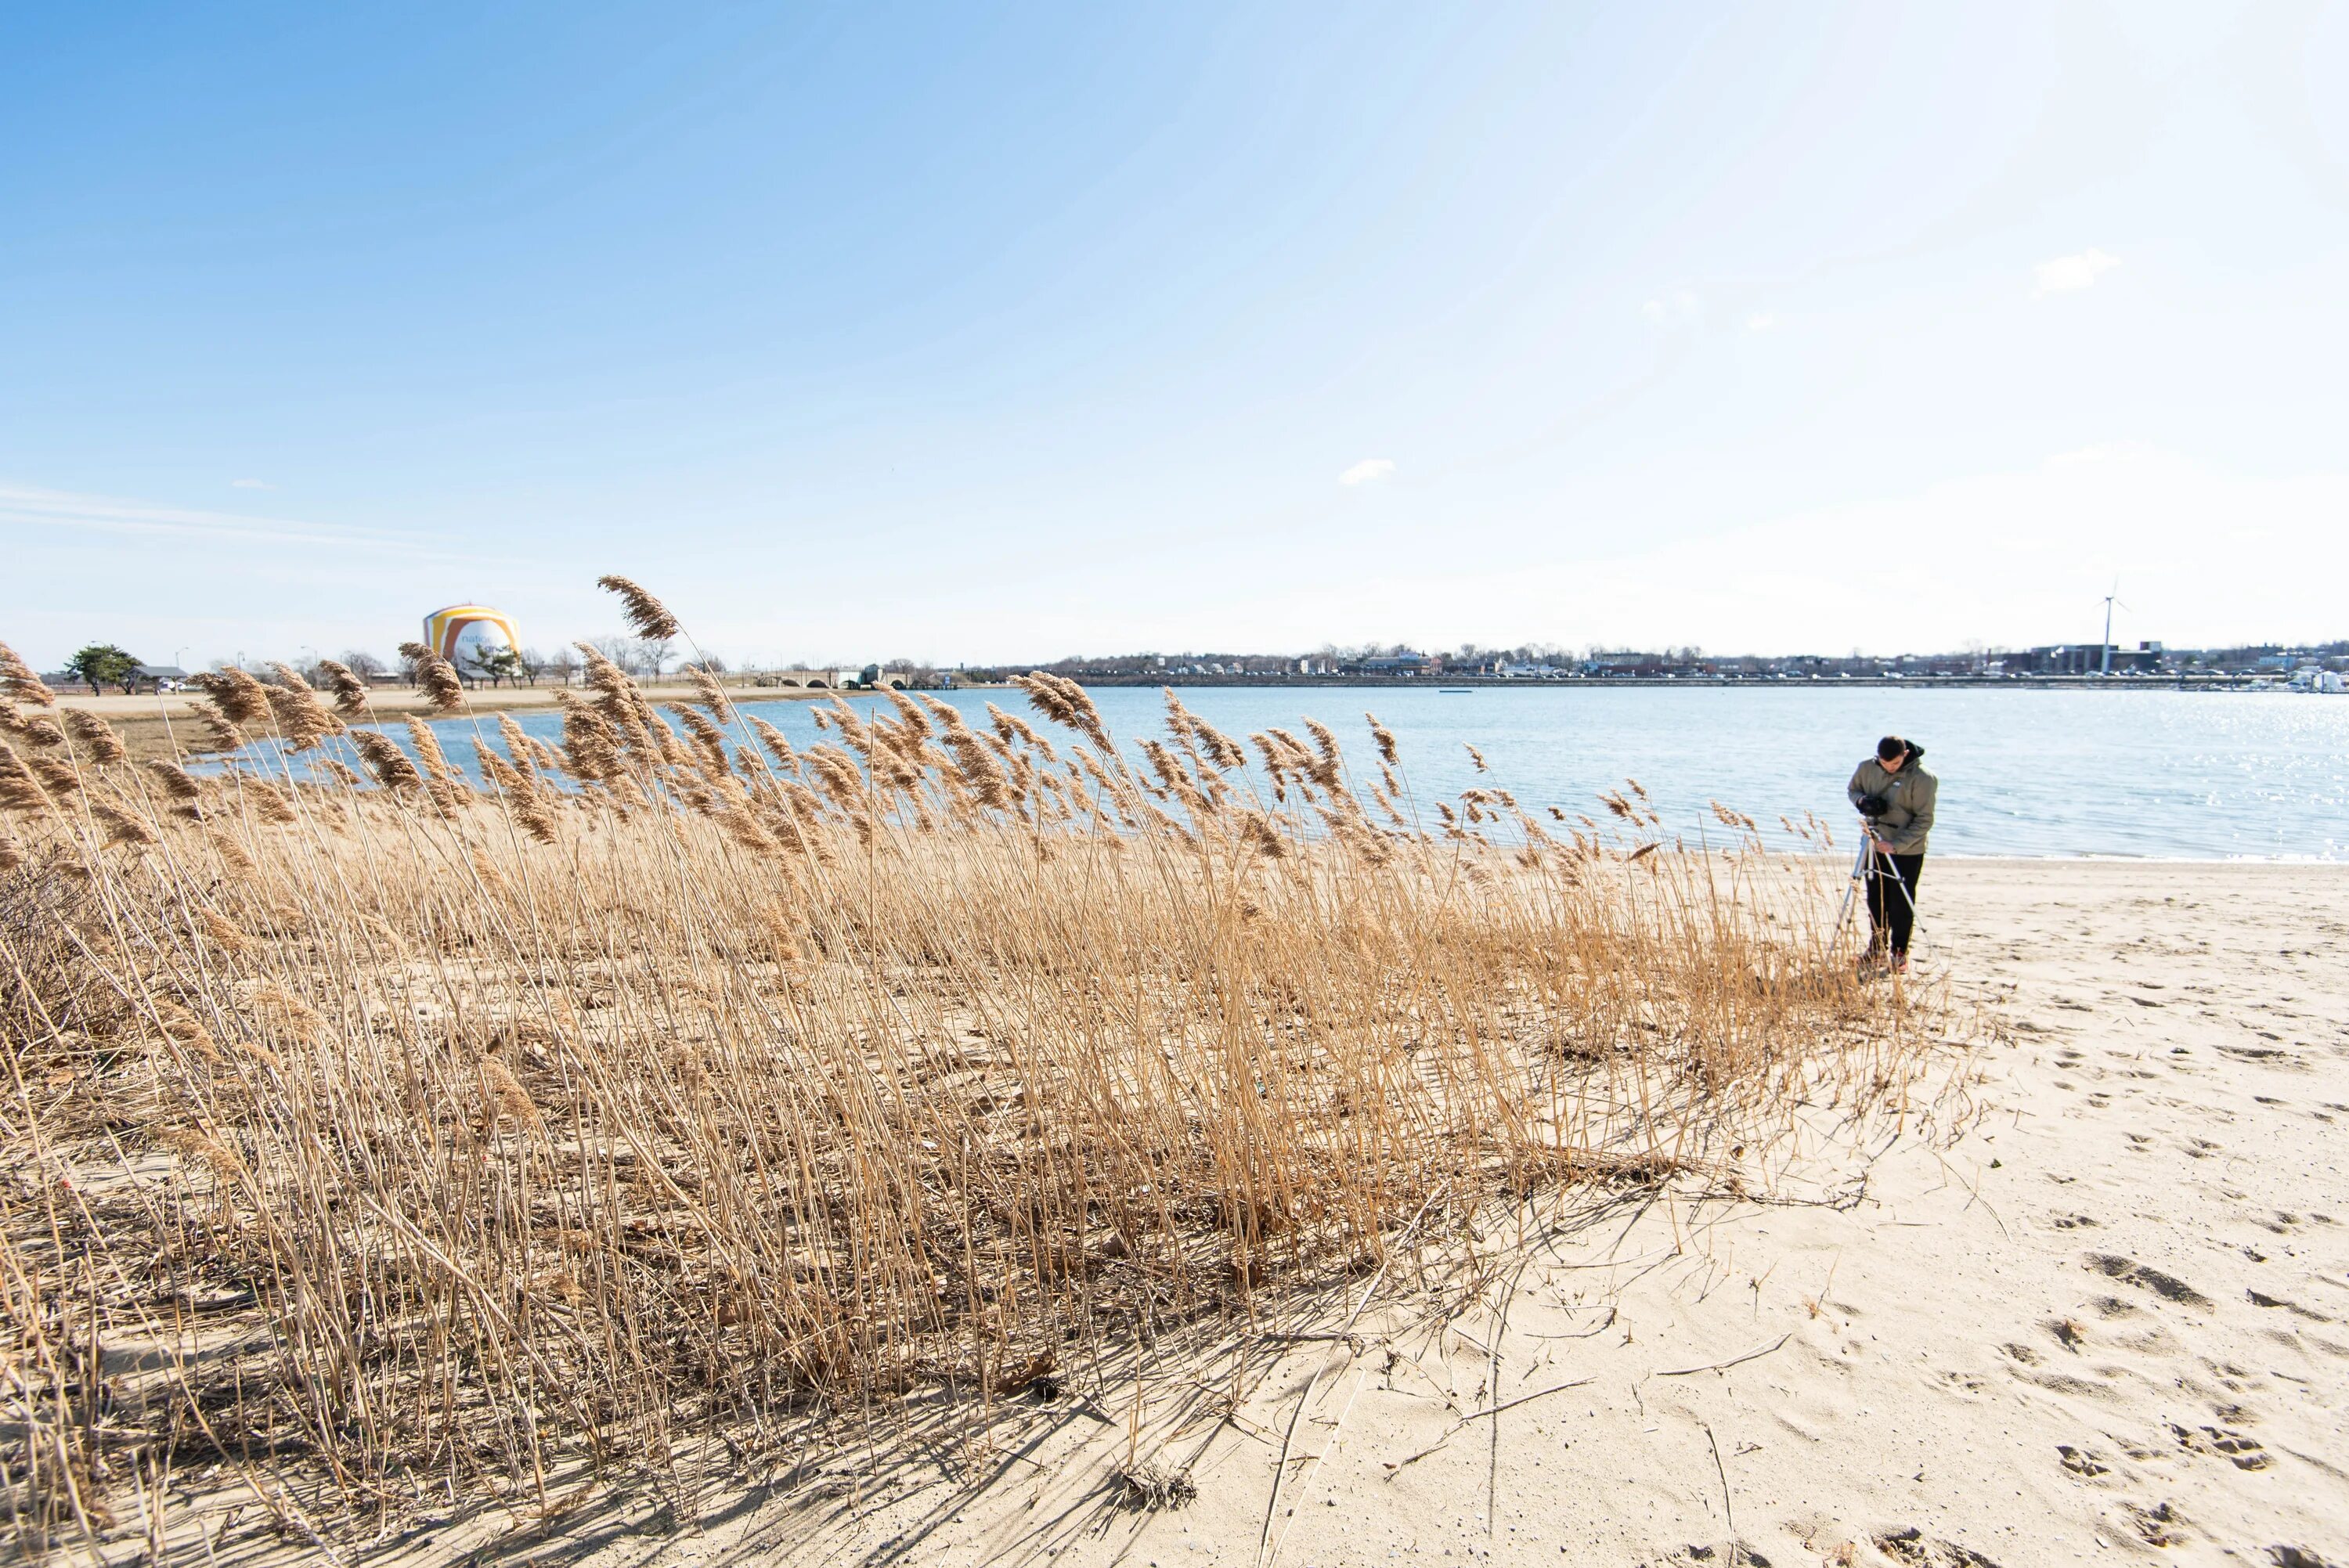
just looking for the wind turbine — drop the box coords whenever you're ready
[2100,581,2128,676]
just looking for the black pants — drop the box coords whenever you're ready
[1866,850,1925,956]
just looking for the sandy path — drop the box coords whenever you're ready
[503,860,2342,1568]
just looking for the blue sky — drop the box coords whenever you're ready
[5,2,2346,669]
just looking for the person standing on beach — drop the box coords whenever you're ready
[1849,735,1936,971]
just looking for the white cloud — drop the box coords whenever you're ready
[0,481,507,563]
[230,478,277,490]
[1745,312,1777,332]
[2032,249,2120,297]
[1642,290,1701,326]
[1339,458,1396,487]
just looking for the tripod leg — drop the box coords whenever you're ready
[1828,838,1869,956]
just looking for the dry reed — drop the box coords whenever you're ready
[0,593,1936,1555]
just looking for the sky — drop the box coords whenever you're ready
[5,2,2347,671]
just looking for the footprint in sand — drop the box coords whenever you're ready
[1872,1526,2006,1566]
[2085,1253,2211,1308]
[2056,1444,2110,1478]
[2123,1499,2189,1547]
[2170,1422,2271,1471]
[2247,1290,2336,1323]
[2268,1547,2339,1567]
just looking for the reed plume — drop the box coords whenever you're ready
[2,746,52,807]
[315,657,373,718]
[62,708,127,764]
[191,698,245,752]
[8,711,66,748]
[265,664,343,749]
[195,666,273,727]
[597,574,683,640]
[352,729,424,790]
[0,640,55,706]
[689,662,734,719]
[398,642,466,715]
[146,759,202,800]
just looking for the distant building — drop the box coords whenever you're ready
[1350,651,1434,676]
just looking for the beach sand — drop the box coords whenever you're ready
[132,859,2347,1568]
[464,859,2342,1568]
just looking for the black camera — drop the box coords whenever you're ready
[1856,794,1890,819]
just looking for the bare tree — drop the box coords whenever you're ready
[341,651,388,681]
[589,634,672,679]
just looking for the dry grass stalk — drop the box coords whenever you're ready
[0,640,56,706]
[597,574,683,640]
[397,643,467,716]
[61,709,128,765]
[314,657,373,718]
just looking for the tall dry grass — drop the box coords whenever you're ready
[0,590,1932,1554]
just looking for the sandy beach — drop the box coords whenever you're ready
[452,858,2344,1568]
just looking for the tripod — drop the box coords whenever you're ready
[1828,819,1920,962]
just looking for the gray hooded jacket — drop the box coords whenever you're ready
[1847,756,1937,855]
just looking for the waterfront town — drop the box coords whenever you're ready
[42,633,2349,695]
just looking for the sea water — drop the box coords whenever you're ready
[222,686,2349,860]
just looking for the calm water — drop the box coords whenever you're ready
[225,687,2349,861]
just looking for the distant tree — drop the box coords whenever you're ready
[681,654,727,675]
[463,645,524,688]
[341,651,388,680]
[548,647,583,687]
[63,643,140,694]
[516,647,551,686]
[588,634,671,679]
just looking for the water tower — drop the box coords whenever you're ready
[422,604,521,672]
